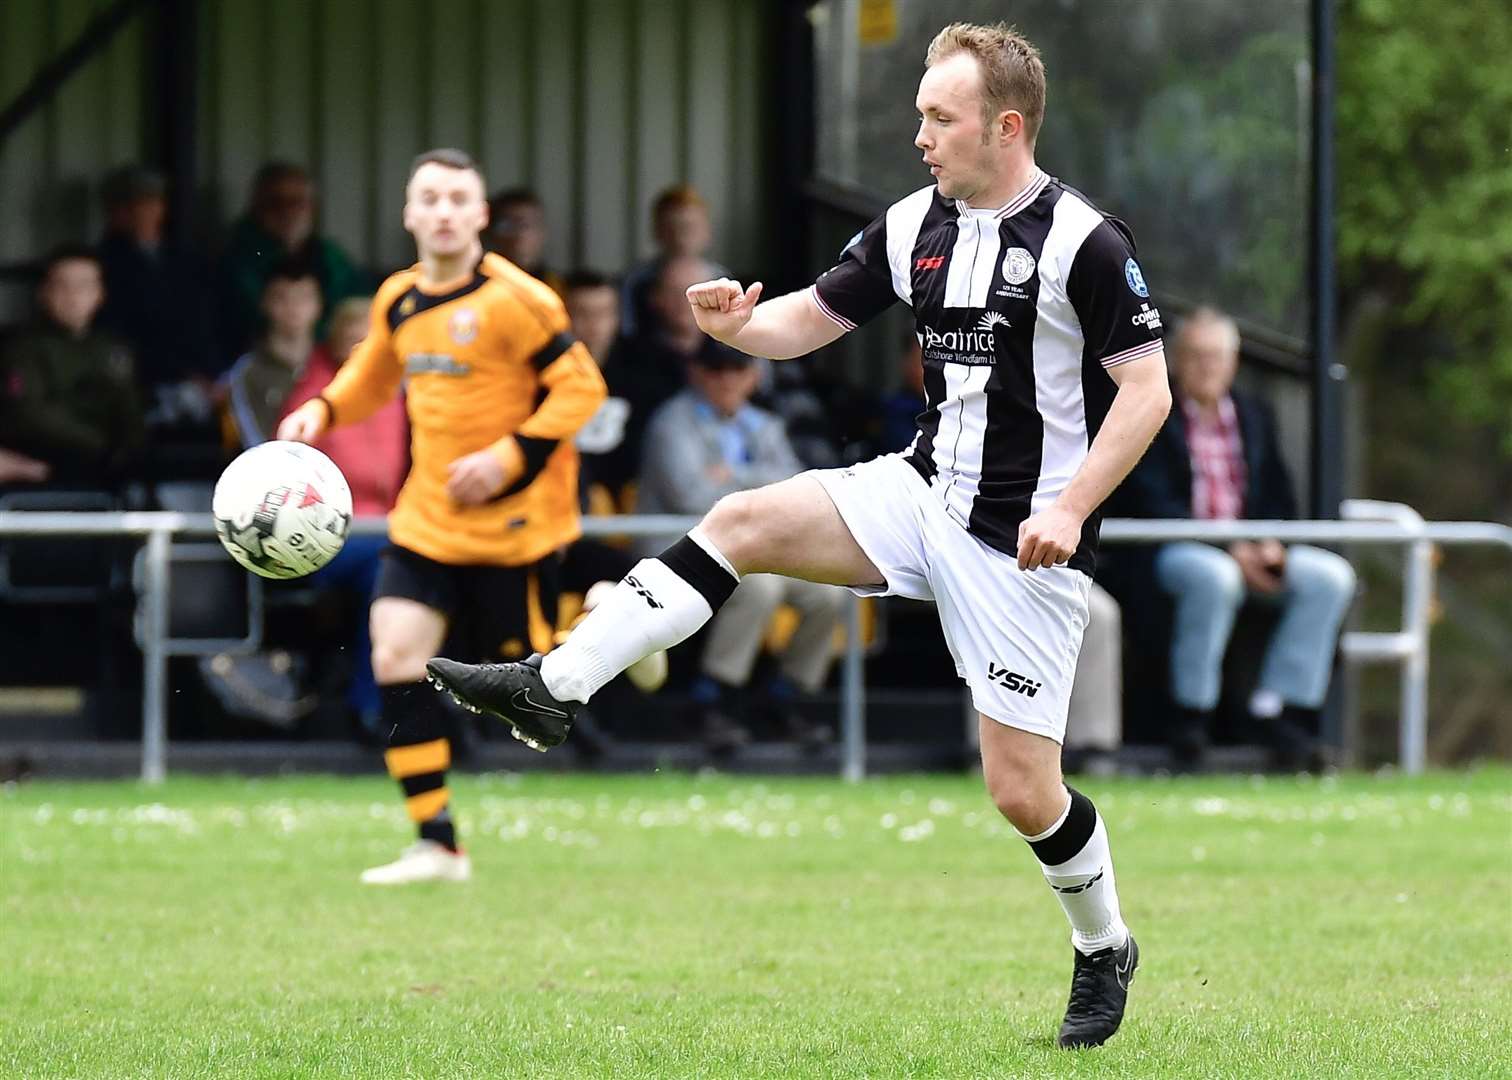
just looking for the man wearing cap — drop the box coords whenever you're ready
[636,341,844,753]
[96,165,219,428]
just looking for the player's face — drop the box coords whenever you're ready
[40,258,104,335]
[914,53,1009,202]
[1174,322,1240,405]
[404,163,488,260]
[565,285,619,361]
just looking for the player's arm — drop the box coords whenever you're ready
[276,288,403,443]
[1017,220,1172,571]
[489,338,608,483]
[688,211,901,360]
[447,330,608,506]
[686,280,847,360]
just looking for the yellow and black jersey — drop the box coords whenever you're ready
[321,253,606,567]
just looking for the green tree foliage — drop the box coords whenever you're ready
[1336,0,1512,450]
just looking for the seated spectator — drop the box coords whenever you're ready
[485,188,564,294]
[1064,583,1123,767]
[223,263,322,446]
[0,246,143,488]
[276,296,408,735]
[563,269,639,505]
[620,186,730,339]
[638,348,843,752]
[218,162,363,358]
[1121,307,1355,768]
[878,330,926,454]
[616,255,725,478]
[95,165,219,433]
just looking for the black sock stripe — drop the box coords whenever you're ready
[400,772,446,799]
[658,535,738,611]
[1029,787,1098,867]
[380,682,448,748]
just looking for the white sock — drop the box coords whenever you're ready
[1020,787,1129,955]
[541,532,740,704]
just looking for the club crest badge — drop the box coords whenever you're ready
[1001,247,1036,286]
[449,307,479,344]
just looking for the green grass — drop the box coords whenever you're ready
[3,768,1509,1078]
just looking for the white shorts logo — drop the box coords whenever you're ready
[1001,247,1036,286]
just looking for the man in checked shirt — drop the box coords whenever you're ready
[1123,307,1356,770]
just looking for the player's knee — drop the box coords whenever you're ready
[702,490,772,569]
[372,640,426,685]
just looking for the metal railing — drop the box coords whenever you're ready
[0,508,1507,783]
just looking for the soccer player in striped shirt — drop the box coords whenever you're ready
[429,23,1170,1047]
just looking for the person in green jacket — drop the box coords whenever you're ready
[0,246,144,488]
[217,162,365,360]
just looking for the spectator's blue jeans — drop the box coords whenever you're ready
[1154,542,1357,712]
[310,534,386,718]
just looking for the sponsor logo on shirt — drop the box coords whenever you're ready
[915,255,945,271]
[405,353,471,376]
[920,312,1006,366]
[1130,302,1163,331]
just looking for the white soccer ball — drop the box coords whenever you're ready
[213,441,353,580]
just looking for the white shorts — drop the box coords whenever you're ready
[811,454,1092,743]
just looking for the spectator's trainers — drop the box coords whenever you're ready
[360,840,471,885]
[1057,934,1139,1049]
[425,654,576,752]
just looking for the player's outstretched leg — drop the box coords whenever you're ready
[427,530,740,750]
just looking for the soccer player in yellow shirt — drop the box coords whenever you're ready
[278,149,606,884]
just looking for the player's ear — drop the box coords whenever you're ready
[1000,109,1023,146]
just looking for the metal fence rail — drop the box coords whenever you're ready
[1,507,1507,783]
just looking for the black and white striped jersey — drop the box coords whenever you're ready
[810,169,1164,576]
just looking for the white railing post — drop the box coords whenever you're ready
[139,526,171,784]
[840,592,866,782]
[1400,535,1435,774]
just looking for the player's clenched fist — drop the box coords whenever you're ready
[1016,505,1083,571]
[686,278,764,342]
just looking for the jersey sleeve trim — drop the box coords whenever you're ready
[530,331,577,371]
[1100,339,1164,369]
[808,284,857,331]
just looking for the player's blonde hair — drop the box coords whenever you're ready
[925,22,1046,145]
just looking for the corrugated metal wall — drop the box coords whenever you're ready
[0,0,771,319]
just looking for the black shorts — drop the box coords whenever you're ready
[375,544,560,662]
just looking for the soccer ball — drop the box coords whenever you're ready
[213,441,353,580]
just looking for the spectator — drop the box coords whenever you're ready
[276,296,409,735]
[95,165,219,431]
[563,269,637,505]
[619,185,730,339]
[1122,307,1355,768]
[0,246,143,488]
[616,255,725,479]
[223,263,322,447]
[218,162,363,358]
[638,348,843,752]
[485,188,564,294]
[1064,584,1124,768]
[878,330,926,454]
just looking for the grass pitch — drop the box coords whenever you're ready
[3,767,1509,1078]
